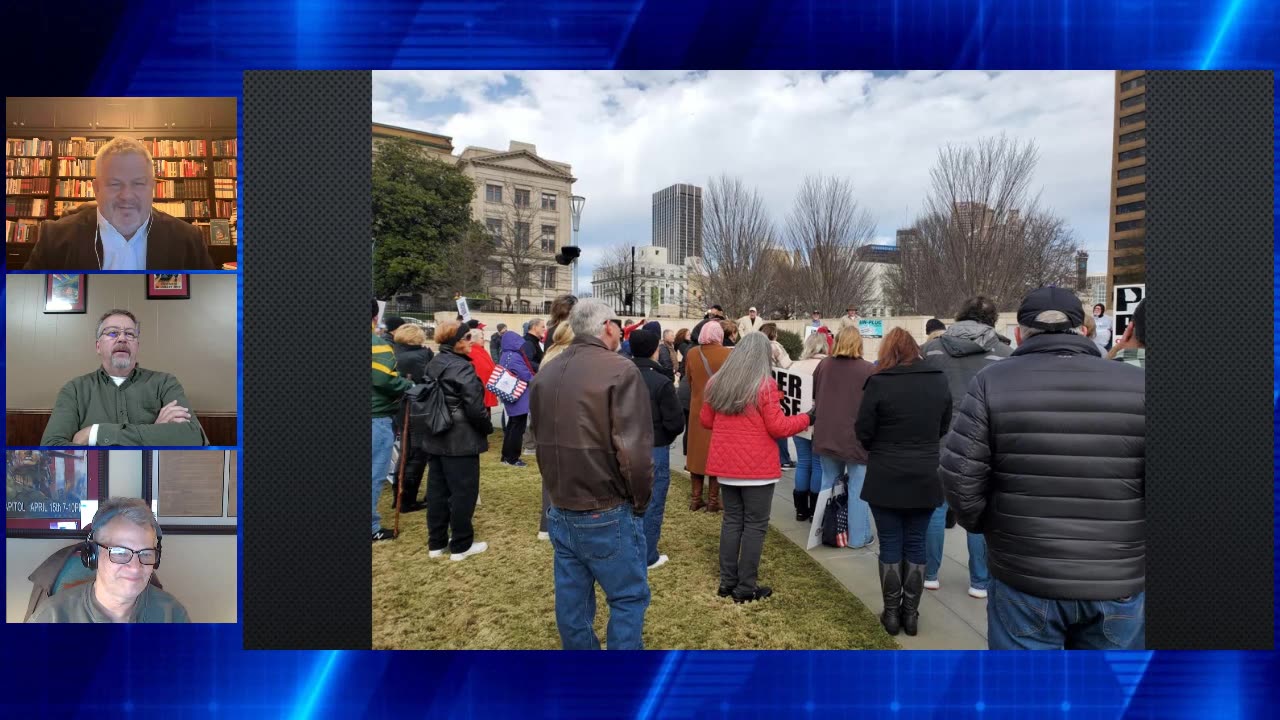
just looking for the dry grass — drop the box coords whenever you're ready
[372,435,897,650]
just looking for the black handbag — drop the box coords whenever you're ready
[406,372,453,436]
[821,474,850,548]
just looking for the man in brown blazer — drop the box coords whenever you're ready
[25,137,214,271]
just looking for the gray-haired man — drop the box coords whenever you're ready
[28,497,190,623]
[40,309,208,446]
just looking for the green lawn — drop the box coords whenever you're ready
[373,435,897,650]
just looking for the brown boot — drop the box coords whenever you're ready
[707,477,722,513]
[689,474,707,512]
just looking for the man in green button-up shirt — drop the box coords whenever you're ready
[40,309,208,446]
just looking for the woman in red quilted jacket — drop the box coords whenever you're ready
[700,333,813,603]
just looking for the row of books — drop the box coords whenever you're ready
[6,138,54,156]
[149,139,210,157]
[154,159,207,177]
[6,218,39,243]
[57,138,111,157]
[54,200,88,216]
[6,177,51,194]
[212,159,237,177]
[57,158,96,176]
[6,197,48,217]
[154,200,212,218]
[55,179,95,198]
[212,139,236,156]
[6,158,51,176]
[155,179,210,199]
[214,178,236,198]
[214,200,234,218]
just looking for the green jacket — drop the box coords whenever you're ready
[40,367,209,446]
[27,580,190,623]
[372,331,412,418]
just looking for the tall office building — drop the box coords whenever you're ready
[1107,70,1146,304]
[652,183,703,265]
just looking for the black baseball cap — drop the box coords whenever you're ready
[1017,287,1084,331]
[710,304,723,312]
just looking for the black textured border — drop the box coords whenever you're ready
[242,71,372,649]
[1144,71,1274,649]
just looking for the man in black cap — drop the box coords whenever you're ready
[689,304,724,346]
[939,287,1146,650]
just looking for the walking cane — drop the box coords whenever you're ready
[393,399,411,538]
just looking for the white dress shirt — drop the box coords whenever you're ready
[97,211,150,270]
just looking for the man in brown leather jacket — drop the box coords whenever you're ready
[529,297,654,649]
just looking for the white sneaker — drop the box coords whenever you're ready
[968,586,988,599]
[428,548,447,559]
[537,531,550,541]
[451,541,489,562]
[648,554,669,570]
[923,579,941,590]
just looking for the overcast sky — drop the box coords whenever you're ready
[373,70,1115,288]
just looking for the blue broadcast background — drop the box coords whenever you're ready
[4,1,1278,718]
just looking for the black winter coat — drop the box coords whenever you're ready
[415,346,493,457]
[856,361,952,510]
[522,333,545,371]
[939,332,1145,600]
[632,358,685,447]
[392,343,434,384]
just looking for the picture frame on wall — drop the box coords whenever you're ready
[142,451,237,534]
[43,273,88,314]
[6,450,109,538]
[209,219,231,246]
[146,274,191,299]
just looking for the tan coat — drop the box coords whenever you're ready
[683,342,732,475]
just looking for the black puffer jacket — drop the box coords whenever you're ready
[939,332,1145,600]
[415,346,493,457]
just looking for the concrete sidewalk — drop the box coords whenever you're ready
[671,434,988,650]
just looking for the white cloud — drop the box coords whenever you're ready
[374,70,1116,287]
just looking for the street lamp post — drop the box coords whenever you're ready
[570,195,586,295]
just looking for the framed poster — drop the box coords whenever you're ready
[209,219,231,246]
[142,450,237,534]
[6,450,108,538]
[44,274,88,314]
[146,274,191,299]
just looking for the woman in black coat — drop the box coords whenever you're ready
[389,324,435,511]
[856,328,952,638]
[410,321,495,561]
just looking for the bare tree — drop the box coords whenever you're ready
[886,135,1079,316]
[693,175,778,317]
[487,181,556,313]
[783,175,877,316]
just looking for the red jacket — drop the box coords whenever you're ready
[468,344,499,408]
[700,379,811,481]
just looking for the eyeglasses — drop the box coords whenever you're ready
[99,328,140,341]
[607,318,622,330]
[95,541,159,566]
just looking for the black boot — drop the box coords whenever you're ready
[793,491,808,521]
[878,561,903,636]
[807,492,819,521]
[900,561,926,636]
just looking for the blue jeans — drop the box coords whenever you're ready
[547,504,650,650]
[869,505,932,564]
[793,436,822,493]
[777,437,793,464]
[371,417,395,533]
[817,456,874,547]
[987,577,1146,650]
[925,505,990,589]
[644,445,672,566]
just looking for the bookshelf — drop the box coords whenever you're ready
[5,97,238,268]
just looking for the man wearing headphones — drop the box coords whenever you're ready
[27,497,190,623]
[24,137,215,271]
[40,309,209,446]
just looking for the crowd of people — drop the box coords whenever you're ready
[370,286,1146,651]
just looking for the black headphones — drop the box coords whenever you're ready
[80,525,163,571]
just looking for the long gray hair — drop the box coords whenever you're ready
[799,331,829,361]
[705,332,772,415]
